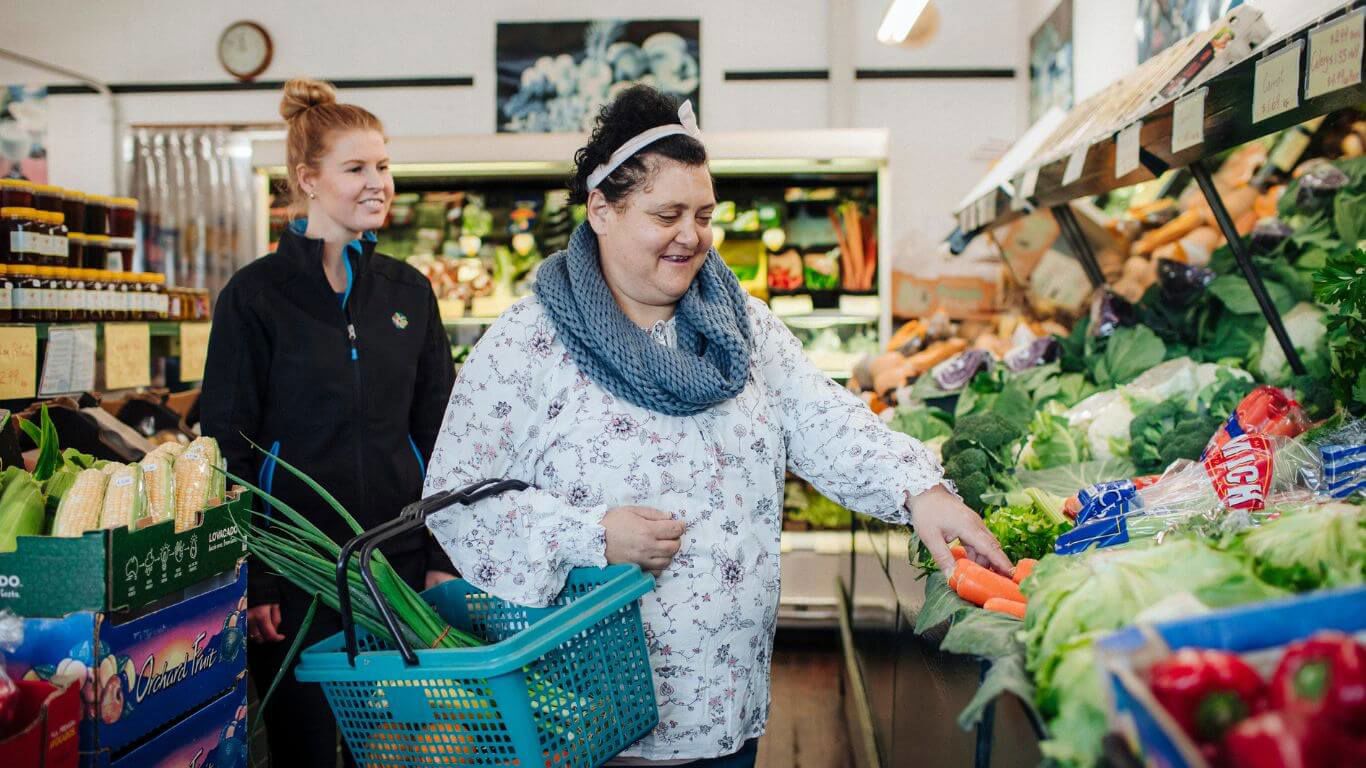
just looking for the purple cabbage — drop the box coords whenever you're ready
[1157,258,1216,304]
[1005,337,1061,372]
[1249,218,1294,254]
[1295,164,1349,210]
[932,349,994,391]
[1087,291,1137,338]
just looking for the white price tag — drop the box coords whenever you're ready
[1172,87,1207,152]
[1011,174,1029,211]
[1062,146,1088,186]
[1021,167,1039,199]
[1253,40,1303,123]
[1115,122,1142,178]
[39,325,97,397]
[1306,9,1364,100]
[980,195,997,226]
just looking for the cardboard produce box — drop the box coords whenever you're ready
[0,679,81,768]
[6,565,247,753]
[0,492,250,618]
[79,677,247,768]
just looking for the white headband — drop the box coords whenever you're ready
[585,100,703,191]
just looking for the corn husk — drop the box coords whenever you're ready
[139,450,176,524]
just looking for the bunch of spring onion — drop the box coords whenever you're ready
[227,442,482,652]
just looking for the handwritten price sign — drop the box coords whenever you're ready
[0,326,37,399]
[179,322,210,382]
[104,323,151,390]
[1252,41,1303,123]
[1306,10,1365,100]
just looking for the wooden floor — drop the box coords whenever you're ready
[757,630,852,768]
[250,629,852,767]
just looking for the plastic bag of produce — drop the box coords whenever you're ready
[1203,385,1308,459]
[1312,419,1366,500]
[1055,432,1327,554]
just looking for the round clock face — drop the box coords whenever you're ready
[219,22,271,81]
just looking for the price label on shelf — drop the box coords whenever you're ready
[1062,146,1088,186]
[770,294,814,317]
[1306,9,1364,100]
[179,322,211,382]
[103,323,151,390]
[979,195,996,227]
[39,325,96,397]
[1172,87,1207,152]
[1115,122,1142,178]
[1021,167,1039,199]
[0,326,37,400]
[1253,40,1303,123]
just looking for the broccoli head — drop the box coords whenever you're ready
[944,447,994,512]
[942,412,1026,463]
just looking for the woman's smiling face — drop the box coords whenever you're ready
[588,156,716,325]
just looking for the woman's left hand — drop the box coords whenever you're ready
[909,484,1013,578]
[425,570,458,590]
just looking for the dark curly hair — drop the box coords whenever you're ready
[568,85,708,206]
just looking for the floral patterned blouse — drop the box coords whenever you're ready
[424,295,945,762]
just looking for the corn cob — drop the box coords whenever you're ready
[157,442,186,460]
[100,462,121,475]
[139,450,175,524]
[173,437,223,532]
[51,469,109,537]
[101,463,148,530]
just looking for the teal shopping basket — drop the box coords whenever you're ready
[294,480,659,767]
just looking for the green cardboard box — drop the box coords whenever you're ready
[0,491,251,618]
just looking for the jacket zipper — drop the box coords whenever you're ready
[341,252,369,529]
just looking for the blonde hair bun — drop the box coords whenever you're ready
[280,78,338,121]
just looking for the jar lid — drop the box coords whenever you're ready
[0,179,33,189]
[51,212,65,225]
[60,188,84,201]
[150,274,166,284]
[33,184,62,194]
[69,232,88,242]
[109,197,140,208]
[87,234,111,244]
[0,206,34,216]
[86,194,111,204]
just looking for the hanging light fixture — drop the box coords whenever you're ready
[876,0,933,46]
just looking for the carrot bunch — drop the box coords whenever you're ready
[947,544,1036,621]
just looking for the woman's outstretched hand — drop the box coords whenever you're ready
[909,485,1014,578]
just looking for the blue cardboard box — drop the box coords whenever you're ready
[7,564,248,753]
[79,677,247,768]
[1094,586,1366,768]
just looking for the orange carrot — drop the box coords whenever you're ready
[954,560,1026,604]
[950,544,968,561]
[1013,559,1037,584]
[947,558,970,590]
[984,598,1027,619]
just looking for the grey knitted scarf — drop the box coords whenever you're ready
[534,223,753,416]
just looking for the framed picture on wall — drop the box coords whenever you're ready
[1028,0,1073,124]
[496,19,700,133]
[1137,0,1244,63]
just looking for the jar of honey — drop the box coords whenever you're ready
[1,207,39,265]
[84,194,109,238]
[33,184,63,214]
[0,265,12,322]
[61,189,86,237]
[0,179,34,210]
[109,197,139,239]
[84,234,110,271]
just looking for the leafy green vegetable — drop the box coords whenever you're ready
[885,406,953,442]
[941,409,1028,512]
[940,609,1024,660]
[984,488,1071,562]
[912,570,975,632]
[1333,189,1366,244]
[1197,368,1256,418]
[953,371,1034,429]
[1255,302,1328,385]
[1019,406,1089,471]
[1015,458,1138,499]
[1089,325,1167,389]
[1127,397,1224,475]
[1208,274,1296,316]
[958,655,1036,731]
[1314,248,1366,414]
[1235,502,1364,591]
[18,406,62,483]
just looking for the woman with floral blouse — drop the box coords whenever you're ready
[423,85,1010,768]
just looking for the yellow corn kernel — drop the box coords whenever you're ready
[100,464,146,530]
[173,454,211,532]
[52,469,109,537]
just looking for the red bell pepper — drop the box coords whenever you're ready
[1268,632,1366,734]
[1221,710,1366,768]
[1149,648,1265,744]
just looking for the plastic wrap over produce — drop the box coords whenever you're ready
[1049,420,1360,552]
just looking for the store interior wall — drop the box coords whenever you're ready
[5,0,1022,256]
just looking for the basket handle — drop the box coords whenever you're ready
[336,478,530,665]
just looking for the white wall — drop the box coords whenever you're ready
[2,0,1024,249]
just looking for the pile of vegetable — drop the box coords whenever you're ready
[1145,633,1365,767]
[0,408,226,552]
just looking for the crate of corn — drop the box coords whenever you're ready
[0,443,249,618]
